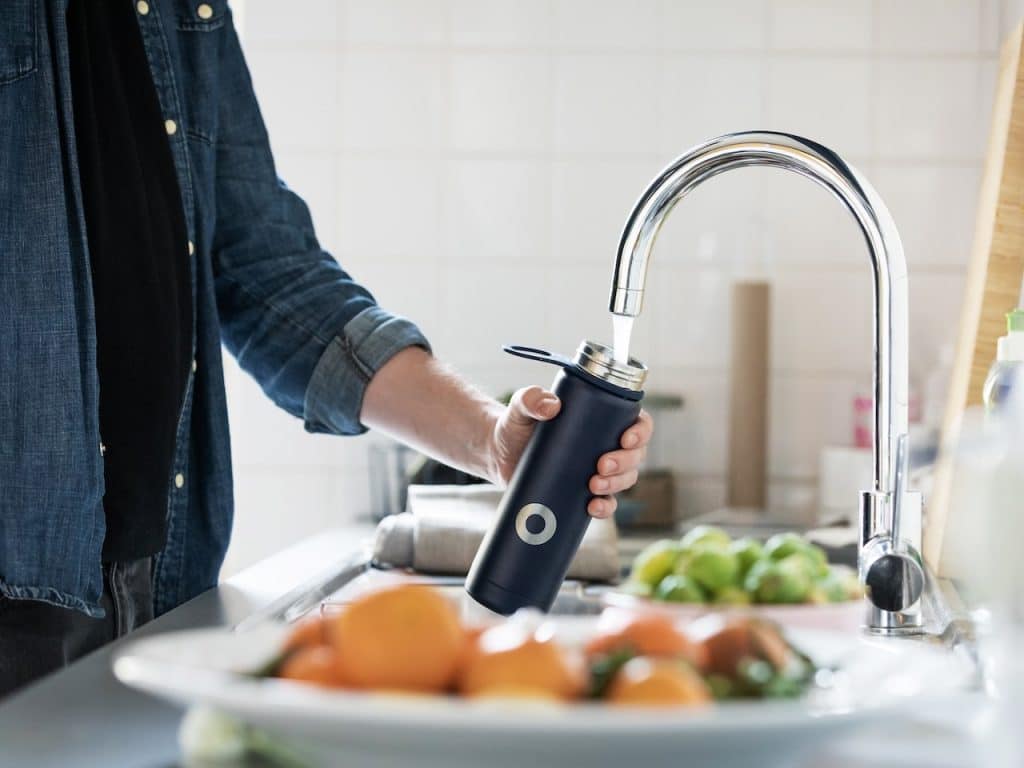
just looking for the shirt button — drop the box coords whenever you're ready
[99,442,107,456]
[197,4,213,20]
[136,1,150,15]
[192,359,197,373]
[188,240,195,256]
[164,119,177,136]
[174,473,185,489]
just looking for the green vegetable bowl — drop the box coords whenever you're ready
[608,529,865,633]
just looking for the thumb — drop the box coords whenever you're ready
[507,386,561,426]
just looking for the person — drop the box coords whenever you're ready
[0,2,652,697]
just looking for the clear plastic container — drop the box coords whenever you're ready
[983,309,1024,414]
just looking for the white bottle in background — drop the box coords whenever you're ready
[978,385,1024,767]
[983,309,1024,414]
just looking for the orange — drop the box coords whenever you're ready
[279,646,347,688]
[585,612,707,669]
[282,615,329,652]
[456,624,488,674]
[606,657,712,707]
[331,584,465,693]
[458,622,584,700]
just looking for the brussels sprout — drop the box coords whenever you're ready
[676,545,740,593]
[845,576,864,601]
[763,532,808,561]
[743,559,770,594]
[804,544,830,579]
[680,525,732,553]
[655,573,706,603]
[807,585,829,605]
[713,585,752,606]
[828,564,864,600]
[745,555,812,604]
[814,568,849,603]
[763,533,828,578]
[630,539,681,587]
[729,537,764,581]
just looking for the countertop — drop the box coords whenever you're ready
[0,525,993,768]
[0,525,375,768]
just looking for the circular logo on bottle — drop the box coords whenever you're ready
[515,503,557,546]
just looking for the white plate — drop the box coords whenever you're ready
[113,617,972,768]
[602,591,866,633]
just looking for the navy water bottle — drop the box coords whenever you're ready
[466,340,647,615]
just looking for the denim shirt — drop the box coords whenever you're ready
[0,0,428,617]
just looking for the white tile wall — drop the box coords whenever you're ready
[449,0,551,47]
[340,51,444,150]
[449,53,551,151]
[662,0,768,51]
[335,153,442,262]
[442,158,551,265]
[769,1,873,52]
[344,0,447,46]
[553,53,661,153]
[874,59,991,160]
[553,0,662,51]
[658,55,765,152]
[766,57,873,157]
[221,0,1016,576]
[877,0,987,54]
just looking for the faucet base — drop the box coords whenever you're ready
[863,605,926,636]
[864,624,927,637]
[859,490,926,633]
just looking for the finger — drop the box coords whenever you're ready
[590,469,638,496]
[588,496,617,519]
[596,446,647,476]
[507,386,560,426]
[620,409,654,449]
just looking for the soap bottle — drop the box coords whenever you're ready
[983,308,1024,414]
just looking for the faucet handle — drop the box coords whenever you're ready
[859,487,926,633]
[863,542,925,613]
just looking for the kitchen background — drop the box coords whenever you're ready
[219,0,1024,577]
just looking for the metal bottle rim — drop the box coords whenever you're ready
[573,340,647,391]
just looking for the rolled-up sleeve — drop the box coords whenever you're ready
[211,12,428,436]
[304,306,429,435]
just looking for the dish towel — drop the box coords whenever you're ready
[372,484,620,582]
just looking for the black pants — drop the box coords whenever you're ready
[0,558,154,699]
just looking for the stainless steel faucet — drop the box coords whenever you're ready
[609,131,925,634]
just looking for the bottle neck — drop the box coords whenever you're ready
[997,331,1024,362]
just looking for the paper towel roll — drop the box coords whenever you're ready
[727,281,770,508]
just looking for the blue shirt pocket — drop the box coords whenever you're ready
[175,0,228,32]
[0,0,36,85]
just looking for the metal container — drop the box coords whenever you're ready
[465,341,646,615]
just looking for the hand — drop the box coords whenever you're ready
[488,385,654,519]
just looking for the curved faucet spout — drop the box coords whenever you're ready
[610,131,920,633]
[609,130,908,494]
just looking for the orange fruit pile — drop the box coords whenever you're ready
[606,657,711,707]
[585,611,707,668]
[333,584,464,692]
[459,622,585,700]
[274,584,725,709]
[278,583,466,693]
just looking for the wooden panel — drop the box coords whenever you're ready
[925,23,1024,573]
[726,281,770,508]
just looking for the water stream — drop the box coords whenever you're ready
[612,313,634,365]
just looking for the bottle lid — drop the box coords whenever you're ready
[573,340,647,392]
[1008,309,1024,333]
